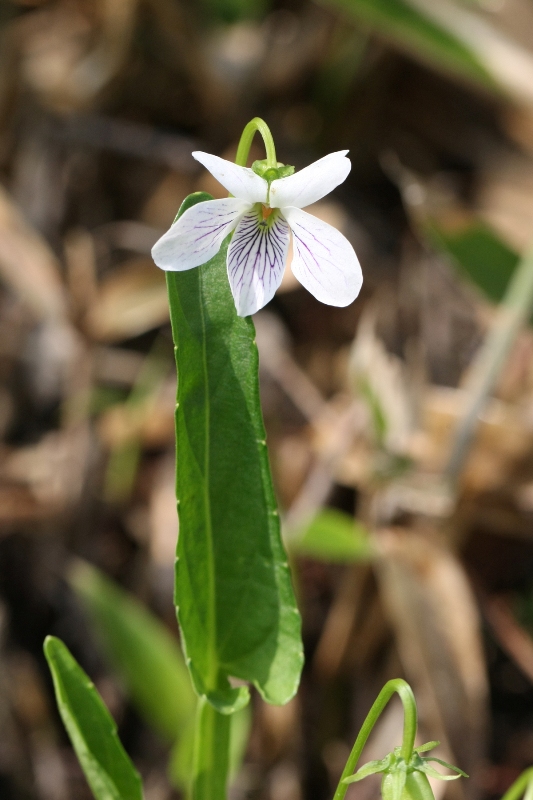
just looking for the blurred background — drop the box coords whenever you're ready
[3,0,533,798]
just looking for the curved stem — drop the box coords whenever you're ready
[332,679,418,800]
[501,769,533,800]
[235,118,277,168]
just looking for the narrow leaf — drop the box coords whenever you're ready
[167,192,303,711]
[319,0,493,89]
[69,560,196,742]
[424,217,519,305]
[44,636,143,800]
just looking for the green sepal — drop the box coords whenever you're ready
[342,756,392,784]
[418,764,462,782]
[343,742,467,800]
[251,159,295,182]
[414,741,439,754]
[422,758,468,778]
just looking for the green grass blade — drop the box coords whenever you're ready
[44,636,143,800]
[424,217,519,304]
[69,560,196,742]
[319,0,494,89]
[167,192,303,712]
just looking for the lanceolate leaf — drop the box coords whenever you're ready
[69,560,196,743]
[167,192,303,712]
[44,636,143,800]
[424,217,519,305]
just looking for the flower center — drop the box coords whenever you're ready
[254,203,280,229]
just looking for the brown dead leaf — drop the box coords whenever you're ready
[0,184,67,321]
[84,258,169,342]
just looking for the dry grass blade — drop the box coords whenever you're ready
[407,0,533,107]
[373,528,488,782]
[446,242,533,486]
[0,185,67,322]
[84,259,169,342]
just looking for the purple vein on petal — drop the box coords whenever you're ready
[227,209,290,316]
[152,197,248,271]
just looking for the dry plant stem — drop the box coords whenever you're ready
[500,768,533,800]
[332,678,417,800]
[446,243,533,486]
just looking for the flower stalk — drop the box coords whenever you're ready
[235,117,278,169]
[334,679,468,800]
[333,679,418,800]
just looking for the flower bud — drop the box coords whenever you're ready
[382,769,435,800]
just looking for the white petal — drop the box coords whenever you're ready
[227,209,290,316]
[284,207,362,306]
[152,198,249,271]
[193,151,268,204]
[269,151,351,209]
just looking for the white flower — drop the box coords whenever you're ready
[152,150,363,317]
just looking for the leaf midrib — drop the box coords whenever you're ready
[199,267,218,691]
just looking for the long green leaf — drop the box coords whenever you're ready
[44,636,143,800]
[167,192,303,713]
[424,217,519,305]
[319,0,493,89]
[69,560,196,742]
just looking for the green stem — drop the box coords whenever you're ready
[332,679,417,800]
[501,769,533,800]
[235,117,277,168]
[192,697,231,800]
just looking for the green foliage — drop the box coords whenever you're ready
[291,509,372,563]
[167,192,303,714]
[425,218,519,304]
[44,636,143,800]
[199,0,270,23]
[319,0,493,88]
[69,560,196,743]
[169,704,251,792]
